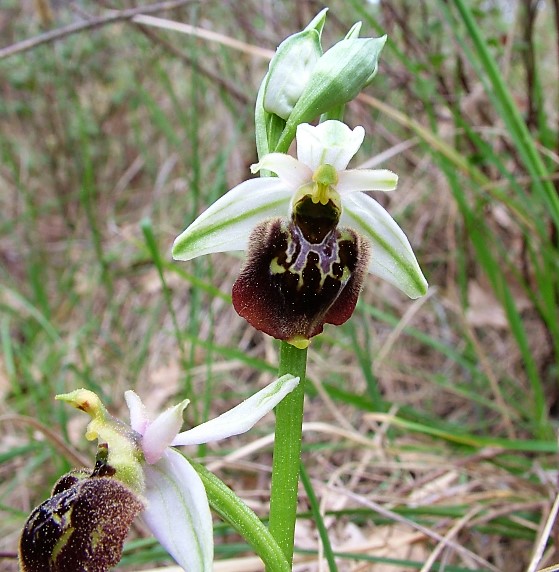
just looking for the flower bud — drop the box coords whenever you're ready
[285,34,387,129]
[262,9,326,120]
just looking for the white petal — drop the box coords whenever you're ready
[251,153,312,190]
[296,121,365,171]
[172,374,299,447]
[125,390,150,435]
[337,169,398,194]
[143,449,213,572]
[142,399,190,464]
[341,192,428,298]
[172,178,292,261]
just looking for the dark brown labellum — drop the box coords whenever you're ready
[19,475,143,572]
[232,216,370,342]
[50,469,92,497]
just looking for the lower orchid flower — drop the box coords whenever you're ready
[172,120,427,348]
[19,374,299,572]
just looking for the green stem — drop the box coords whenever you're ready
[273,122,297,154]
[191,459,291,572]
[268,341,308,566]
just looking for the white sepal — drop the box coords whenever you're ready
[172,374,299,447]
[172,178,292,261]
[143,449,213,572]
[341,192,428,298]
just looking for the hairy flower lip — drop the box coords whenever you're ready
[19,473,144,572]
[232,217,371,344]
[173,120,428,300]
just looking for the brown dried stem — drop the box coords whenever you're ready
[0,0,197,60]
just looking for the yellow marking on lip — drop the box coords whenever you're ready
[270,258,286,274]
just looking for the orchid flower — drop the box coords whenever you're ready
[173,120,427,347]
[124,374,298,571]
[20,375,299,572]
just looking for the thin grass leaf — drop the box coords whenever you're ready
[299,462,338,572]
[449,0,559,227]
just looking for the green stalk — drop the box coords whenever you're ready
[274,123,298,155]
[268,341,308,566]
[191,459,291,572]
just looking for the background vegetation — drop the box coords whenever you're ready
[1,0,558,570]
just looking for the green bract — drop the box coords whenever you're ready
[258,9,387,155]
[287,36,387,127]
[255,9,386,157]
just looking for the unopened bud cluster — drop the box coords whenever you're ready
[258,8,387,154]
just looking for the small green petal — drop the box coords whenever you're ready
[251,153,311,189]
[337,169,398,194]
[142,399,189,464]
